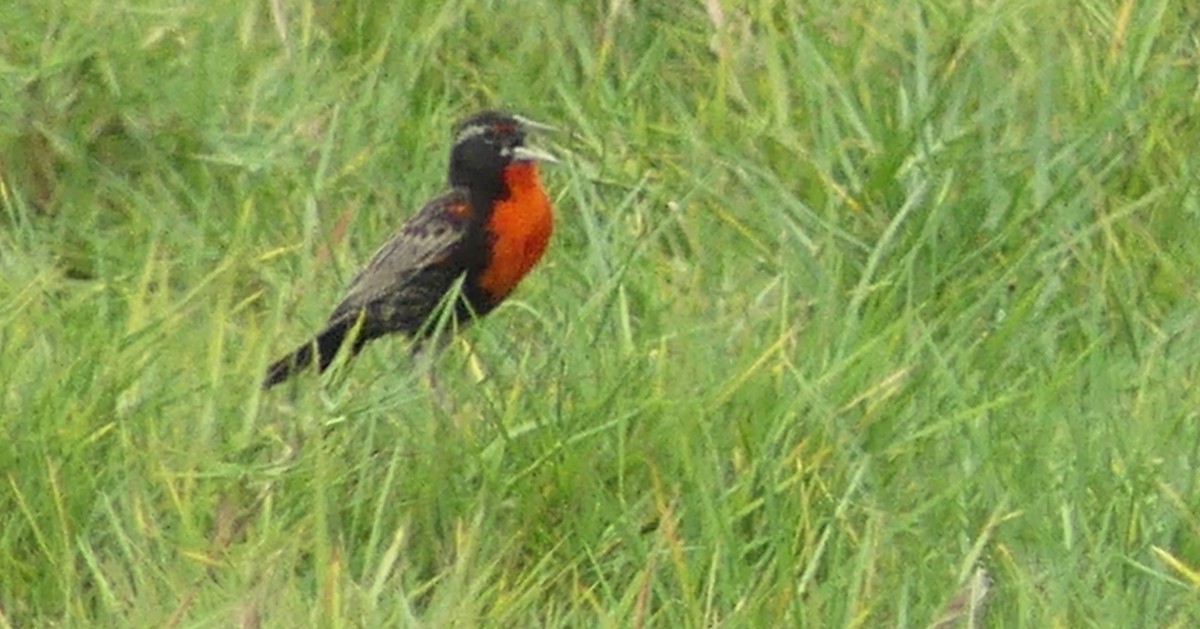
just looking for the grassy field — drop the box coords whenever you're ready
[3,0,1199,626]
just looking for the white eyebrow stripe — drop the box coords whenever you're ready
[454,123,490,143]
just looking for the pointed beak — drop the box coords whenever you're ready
[511,145,559,164]
[513,114,558,135]
[511,114,559,163]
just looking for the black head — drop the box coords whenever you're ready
[448,110,556,190]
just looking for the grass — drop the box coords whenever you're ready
[2,0,1199,625]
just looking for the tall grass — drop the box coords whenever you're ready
[2,0,1198,625]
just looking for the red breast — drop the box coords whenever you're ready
[477,161,554,303]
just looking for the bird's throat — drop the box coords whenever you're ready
[476,162,554,304]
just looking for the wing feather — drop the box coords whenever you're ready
[329,189,472,326]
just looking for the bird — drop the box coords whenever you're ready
[263,109,557,389]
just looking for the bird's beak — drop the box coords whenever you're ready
[511,114,559,163]
[511,145,559,164]
[513,114,558,135]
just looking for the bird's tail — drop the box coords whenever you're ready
[262,317,358,389]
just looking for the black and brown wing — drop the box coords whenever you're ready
[263,189,475,388]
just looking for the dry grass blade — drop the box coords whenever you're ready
[929,567,992,629]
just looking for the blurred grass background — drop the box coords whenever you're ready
[2,0,1199,625]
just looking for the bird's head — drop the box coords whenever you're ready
[448,110,557,190]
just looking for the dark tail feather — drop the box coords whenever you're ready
[262,318,356,389]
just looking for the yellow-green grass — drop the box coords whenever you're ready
[2,0,1199,625]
